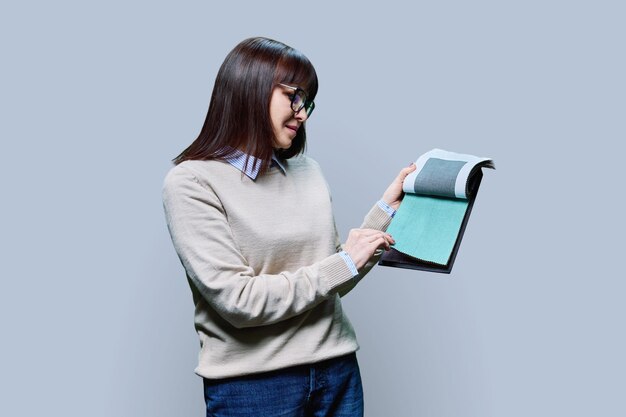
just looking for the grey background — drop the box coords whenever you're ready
[1,1,624,416]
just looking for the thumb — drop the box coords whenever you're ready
[397,163,416,181]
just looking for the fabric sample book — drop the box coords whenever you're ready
[379,149,495,273]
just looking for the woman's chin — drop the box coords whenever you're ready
[273,140,292,150]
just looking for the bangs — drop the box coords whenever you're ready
[274,48,319,100]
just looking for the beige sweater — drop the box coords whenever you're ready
[162,155,392,379]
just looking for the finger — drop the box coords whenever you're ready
[370,236,391,250]
[397,163,417,179]
[366,232,394,245]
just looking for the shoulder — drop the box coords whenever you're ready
[163,161,198,194]
[162,160,234,201]
[164,160,232,186]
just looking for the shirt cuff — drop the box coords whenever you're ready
[377,199,397,218]
[338,251,359,277]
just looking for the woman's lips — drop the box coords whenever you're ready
[285,125,298,135]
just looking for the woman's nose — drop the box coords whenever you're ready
[294,108,308,122]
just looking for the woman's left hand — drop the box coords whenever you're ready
[381,163,417,210]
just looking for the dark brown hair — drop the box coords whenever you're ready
[173,37,318,174]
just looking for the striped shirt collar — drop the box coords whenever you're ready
[223,148,287,180]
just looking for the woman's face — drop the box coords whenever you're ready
[269,84,309,149]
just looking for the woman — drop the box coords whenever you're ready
[162,37,415,417]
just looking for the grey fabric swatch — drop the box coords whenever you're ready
[414,158,467,198]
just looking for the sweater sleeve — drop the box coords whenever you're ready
[162,166,356,329]
[358,203,395,275]
[334,201,395,297]
[360,202,394,231]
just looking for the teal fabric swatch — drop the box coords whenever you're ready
[387,193,469,265]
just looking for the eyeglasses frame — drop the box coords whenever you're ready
[278,83,315,117]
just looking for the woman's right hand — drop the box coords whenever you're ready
[343,228,395,270]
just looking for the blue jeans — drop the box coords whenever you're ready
[203,353,364,417]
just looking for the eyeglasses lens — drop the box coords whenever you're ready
[304,102,315,116]
[291,91,306,112]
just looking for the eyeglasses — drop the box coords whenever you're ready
[279,83,315,117]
